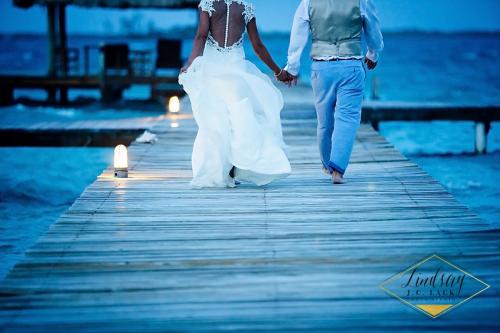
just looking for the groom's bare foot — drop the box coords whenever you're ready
[332,171,345,184]
[322,166,331,175]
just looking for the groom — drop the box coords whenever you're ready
[279,0,384,184]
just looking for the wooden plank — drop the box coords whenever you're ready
[0,75,100,89]
[0,117,163,146]
[0,87,498,332]
[362,101,500,122]
[0,75,180,89]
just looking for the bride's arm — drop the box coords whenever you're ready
[247,19,282,76]
[182,10,210,72]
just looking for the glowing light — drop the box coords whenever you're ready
[171,122,180,128]
[114,145,128,178]
[168,96,180,113]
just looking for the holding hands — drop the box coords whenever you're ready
[364,56,378,70]
[275,69,298,87]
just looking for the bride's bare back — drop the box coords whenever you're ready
[199,0,255,48]
[183,0,281,77]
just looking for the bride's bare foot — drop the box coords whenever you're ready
[332,171,345,184]
[229,166,241,185]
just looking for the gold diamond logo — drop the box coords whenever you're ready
[380,254,490,318]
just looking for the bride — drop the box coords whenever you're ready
[179,0,292,188]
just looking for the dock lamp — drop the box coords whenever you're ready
[168,96,180,113]
[114,145,128,178]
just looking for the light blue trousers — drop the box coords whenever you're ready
[311,60,365,175]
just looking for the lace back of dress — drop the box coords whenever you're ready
[200,0,255,50]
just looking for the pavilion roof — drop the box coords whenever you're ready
[14,0,199,9]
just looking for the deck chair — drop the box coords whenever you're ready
[100,44,131,76]
[99,43,131,102]
[156,39,183,71]
[151,39,184,100]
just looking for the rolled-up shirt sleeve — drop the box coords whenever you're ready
[362,0,384,62]
[285,0,310,76]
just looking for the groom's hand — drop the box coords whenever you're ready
[364,57,378,70]
[287,73,298,87]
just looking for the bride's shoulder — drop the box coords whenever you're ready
[199,1,256,22]
[240,1,256,24]
[199,0,215,16]
[236,0,254,10]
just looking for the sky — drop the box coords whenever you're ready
[0,0,499,34]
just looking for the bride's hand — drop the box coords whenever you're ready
[276,69,297,87]
[180,65,189,74]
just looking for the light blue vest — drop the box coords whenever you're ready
[309,0,363,58]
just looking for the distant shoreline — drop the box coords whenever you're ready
[0,30,499,40]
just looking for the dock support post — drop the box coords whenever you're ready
[84,46,91,76]
[47,3,57,104]
[101,87,124,103]
[475,121,490,154]
[0,86,14,106]
[371,75,380,101]
[58,3,68,105]
[369,76,380,131]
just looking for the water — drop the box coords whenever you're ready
[0,32,499,278]
[380,121,500,226]
[413,154,500,225]
[0,147,113,279]
[1,32,499,104]
[0,102,164,126]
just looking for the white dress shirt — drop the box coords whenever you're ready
[285,0,384,76]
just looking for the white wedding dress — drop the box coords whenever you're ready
[179,0,291,188]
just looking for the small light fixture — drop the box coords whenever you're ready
[168,96,180,113]
[170,122,179,128]
[114,144,128,178]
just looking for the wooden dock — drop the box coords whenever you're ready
[0,86,498,332]
[0,116,165,146]
[0,75,183,105]
[361,101,500,154]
